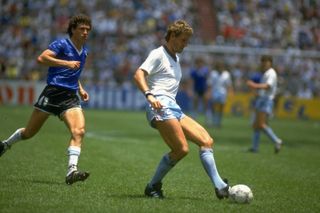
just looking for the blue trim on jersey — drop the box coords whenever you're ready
[47,38,88,91]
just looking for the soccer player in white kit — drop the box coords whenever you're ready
[133,20,229,199]
[207,62,234,127]
[247,55,282,153]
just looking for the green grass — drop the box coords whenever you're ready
[0,106,319,213]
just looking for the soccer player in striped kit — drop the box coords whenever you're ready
[0,14,92,184]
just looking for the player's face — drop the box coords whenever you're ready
[171,33,191,53]
[72,24,91,43]
[260,60,271,71]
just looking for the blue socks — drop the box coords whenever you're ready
[252,130,261,151]
[200,148,227,190]
[149,153,177,186]
[251,126,281,151]
[149,150,227,190]
[213,112,222,127]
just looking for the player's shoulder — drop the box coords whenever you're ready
[49,38,69,49]
[221,70,231,78]
[152,46,165,55]
[82,45,89,55]
[51,37,68,45]
[148,46,168,61]
[266,68,277,76]
[210,70,219,77]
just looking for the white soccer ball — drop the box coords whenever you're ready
[228,184,253,204]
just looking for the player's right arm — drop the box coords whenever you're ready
[37,49,80,69]
[246,80,269,90]
[133,68,163,109]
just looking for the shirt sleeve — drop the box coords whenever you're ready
[139,49,161,75]
[265,71,276,87]
[48,40,63,55]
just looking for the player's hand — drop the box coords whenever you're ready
[147,95,163,109]
[79,89,89,102]
[67,61,81,69]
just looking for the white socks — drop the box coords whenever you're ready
[67,146,81,176]
[4,128,24,146]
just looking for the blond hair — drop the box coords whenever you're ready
[165,20,193,42]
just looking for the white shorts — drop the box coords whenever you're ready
[254,96,274,115]
[146,95,186,128]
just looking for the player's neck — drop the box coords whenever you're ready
[70,37,83,51]
[164,44,175,55]
[163,44,177,61]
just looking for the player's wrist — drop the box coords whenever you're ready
[144,90,154,98]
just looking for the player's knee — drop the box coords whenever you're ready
[71,127,85,139]
[175,146,189,159]
[21,128,35,139]
[22,133,32,140]
[253,123,263,129]
[201,137,214,148]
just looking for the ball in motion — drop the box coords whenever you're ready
[229,184,253,204]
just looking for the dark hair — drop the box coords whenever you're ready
[67,14,92,37]
[261,55,273,63]
[165,20,193,42]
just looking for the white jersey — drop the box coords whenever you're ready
[139,46,181,99]
[208,70,232,97]
[258,68,277,99]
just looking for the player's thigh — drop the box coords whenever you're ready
[180,115,212,147]
[255,111,267,127]
[63,108,85,131]
[24,108,50,137]
[216,103,224,112]
[155,119,188,152]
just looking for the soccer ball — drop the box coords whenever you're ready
[228,184,253,204]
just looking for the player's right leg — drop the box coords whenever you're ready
[62,108,89,185]
[0,109,49,157]
[145,119,188,198]
[256,111,282,153]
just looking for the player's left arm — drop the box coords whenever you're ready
[78,81,89,102]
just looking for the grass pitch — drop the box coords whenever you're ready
[0,106,319,213]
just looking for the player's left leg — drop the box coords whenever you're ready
[62,108,89,184]
[257,112,282,153]
[1,109,49,157]
[180,115,229,199]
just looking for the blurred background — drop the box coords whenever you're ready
[0,0,319,119]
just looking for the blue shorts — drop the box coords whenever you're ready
[146,95,185,128]
[254,96,274,115]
